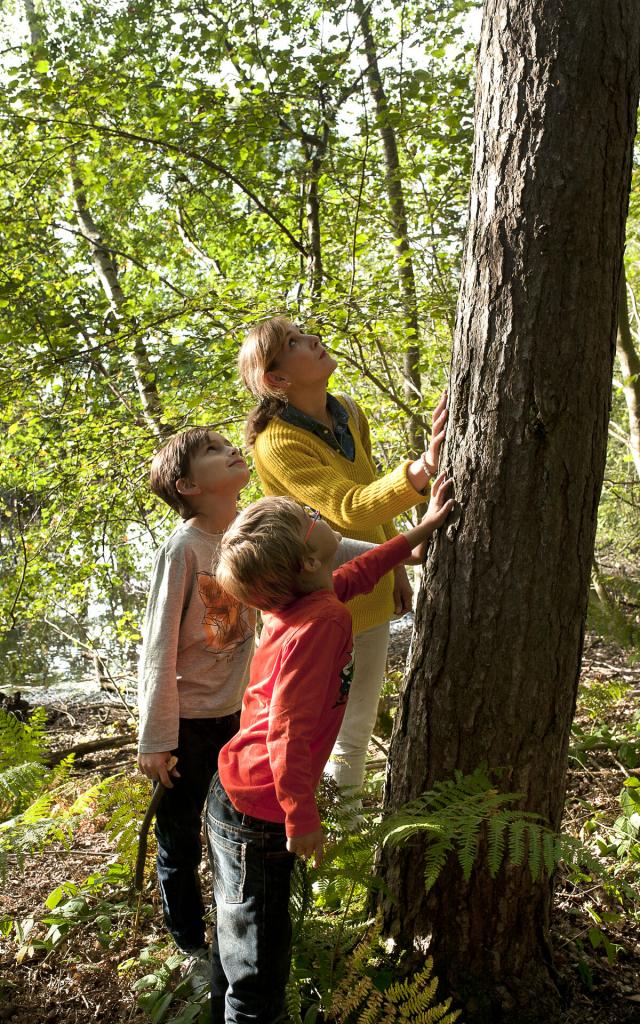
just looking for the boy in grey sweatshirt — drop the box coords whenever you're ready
[137,427,255,959]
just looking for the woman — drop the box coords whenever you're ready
[238,316,447,792]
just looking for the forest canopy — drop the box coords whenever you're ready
[0,0,637,722]
[1,3,640,1023]
[0,0,483,690]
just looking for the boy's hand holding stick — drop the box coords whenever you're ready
[138,752,180,788]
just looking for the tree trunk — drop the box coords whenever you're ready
[70,163,169,440]
[303,126,329,301]
[22,0,169,442]
[381,3,640,1022]
[354,0,423,456]
[616,267,640,476]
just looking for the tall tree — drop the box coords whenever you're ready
[617,268,640,476]
[354,0,423,455]
[382,3,640,1022]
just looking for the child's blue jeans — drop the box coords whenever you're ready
[206,772,296,1023]
[154,714,240,952]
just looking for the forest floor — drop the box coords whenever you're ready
[1,626,639,1024]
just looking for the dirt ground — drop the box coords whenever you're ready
[1,628,639,1024]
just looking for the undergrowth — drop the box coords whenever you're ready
[1,679,639,1023]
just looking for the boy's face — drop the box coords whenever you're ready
[300,506,341,564]
[181,432,250,497]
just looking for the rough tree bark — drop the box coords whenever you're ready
[381,3,640,1023]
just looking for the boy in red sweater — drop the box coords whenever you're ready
[208,475,453,1023]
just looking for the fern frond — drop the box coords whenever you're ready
[91,772,151,871]
[327,927,461,1024]
[0,762,47,817]
[285,976,303,1024]
[0,708,50,770]
[49,754,76,788]
[0,812,71,876]
[383,768,545,890]
[507,816,527,866]
[457,816,481,882]
[542,831,559,877]
[423,840,451,893]
[487,810,509,875]
[526,823,542,880]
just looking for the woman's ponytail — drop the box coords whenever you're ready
[245,396,287,447]
[238,317,291,446]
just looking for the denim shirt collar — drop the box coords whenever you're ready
[279,393,355,461]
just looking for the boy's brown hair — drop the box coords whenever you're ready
[216,496,309,611]
[149,426,215,520]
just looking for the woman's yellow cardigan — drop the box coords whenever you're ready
[252,397,425,635]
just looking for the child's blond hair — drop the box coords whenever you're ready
[217,497,309,611]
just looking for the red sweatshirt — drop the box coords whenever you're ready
[218,535,411,836]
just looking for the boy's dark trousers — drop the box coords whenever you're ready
[154,714,240,952]
[206,772,296,1023]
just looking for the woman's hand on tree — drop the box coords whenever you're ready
[424,390,448,477]
[406,390,449,491]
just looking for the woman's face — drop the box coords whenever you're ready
[267,322,338,390]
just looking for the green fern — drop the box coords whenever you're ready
[0,761,48,818]
[382,768,544,889]
[0,800,71,876]
[285,975,304,1024]
[328,920,461,1024]
[99,775,151,873]
[0,707,55,820]
[0,707,50,770]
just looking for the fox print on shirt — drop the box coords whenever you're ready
[197,572,254,655]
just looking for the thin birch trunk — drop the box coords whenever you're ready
[617,267,640,476]
[23,0,169,442]
[304,131,328,301]
[354,0,423,456]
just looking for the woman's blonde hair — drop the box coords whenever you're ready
[217,496,309,611]
[238,316,291,446]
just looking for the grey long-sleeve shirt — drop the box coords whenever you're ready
[137,521,256,754]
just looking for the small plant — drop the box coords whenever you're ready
[577,677,632,720]
[327,918,461,1024]
[381,768,557,889]
[570,718,640,771]
[0,707,78,877]
[123,944,210,1024]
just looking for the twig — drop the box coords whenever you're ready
[44,733,137,765]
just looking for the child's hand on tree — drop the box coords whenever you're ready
[287,828,324,867]
[402,472,455,563]
[422,471,455,532]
